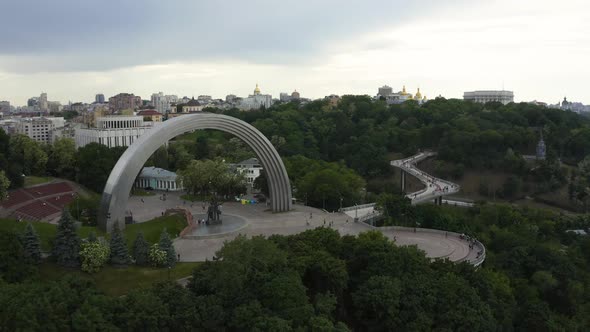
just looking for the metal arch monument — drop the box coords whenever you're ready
[97,113,292,232]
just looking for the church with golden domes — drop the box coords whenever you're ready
[377,85,427,105]
[239,83,273,110]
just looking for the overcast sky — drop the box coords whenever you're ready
[1,0,588,106]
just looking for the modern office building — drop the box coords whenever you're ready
[16,117,65,144]
[0,101,10,113]
[95,94,105,104]
[134,166,182,191]
[74,115,158,148]
[108,93,142,112]
[150,92,178,114]
[39,93,48,112]
[463,90,514,105]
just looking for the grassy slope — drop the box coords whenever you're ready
[124,214,186,246]
[0,218,100,251]
[24,176,53,187]
[0,213,186,251]
[39,262,200,296]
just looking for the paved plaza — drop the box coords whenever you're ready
[127,192,481,264]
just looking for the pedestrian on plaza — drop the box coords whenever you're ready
[177,254,180,261]
[310,212,313,219]
[141,198,144,203]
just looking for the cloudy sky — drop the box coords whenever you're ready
[1,0,588,106]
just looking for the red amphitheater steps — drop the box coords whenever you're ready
[1,189,34,208]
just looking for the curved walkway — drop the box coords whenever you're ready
[126,192,484,265]
[391,152,465,205]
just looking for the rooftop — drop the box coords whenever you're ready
[139,167,178,179]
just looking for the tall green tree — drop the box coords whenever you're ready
[109,223,129,266]
[52,210,81,268]
[132,231,150,266]
[158,229,176,268]
[0,170,10,200]
[47,138,77,179]
[8,134,47,176]
[21,223,41,264]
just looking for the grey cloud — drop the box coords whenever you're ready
[0,0,463,73]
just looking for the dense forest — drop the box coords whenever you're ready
[1,204,589,330]
[2,98,589,210]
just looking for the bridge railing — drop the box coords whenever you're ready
[339,203,376,213]
[363,224,486,266]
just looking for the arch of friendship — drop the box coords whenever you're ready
[98,113,292,232]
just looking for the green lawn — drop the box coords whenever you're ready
[24,176,53,187]
[0,213,186,251]
[124,214,187,246]
[39,262,201,296]
[180,193,208,202]
[131,189,156,197]
[0,218,101,251]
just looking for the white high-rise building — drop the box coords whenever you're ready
[150,92,178,114]
[39,93,48,112]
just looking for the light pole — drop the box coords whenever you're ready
[340,196,343,211]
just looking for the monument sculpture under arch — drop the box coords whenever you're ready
[98,113,292,232]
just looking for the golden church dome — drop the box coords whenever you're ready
[254,83,261,95]
[414,88,422,100]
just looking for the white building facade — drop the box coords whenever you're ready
[463,90,514,105]
[235,158,263,186]
[16,117,65,144]
[239,84,273,110]
[134,166,182,191]
[74,115,158,148]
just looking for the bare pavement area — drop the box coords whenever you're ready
[128,192,482,264]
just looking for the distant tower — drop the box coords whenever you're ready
[95,93,105,103]
[291,89,300,100]
[254,83,261,96]
[536,130,546,160]
[39,93,48,111]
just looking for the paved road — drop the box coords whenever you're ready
[126,193,481,264]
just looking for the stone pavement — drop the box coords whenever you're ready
[126,192,479,264]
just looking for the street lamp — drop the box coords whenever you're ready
[340,197,343,211]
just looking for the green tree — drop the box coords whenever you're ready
[178,159,246,197]
[352,275,401,331]
[0,231,37,282]
[87,231,97,243]
[79,241,110,273]
[0,170,9,200]
[158,229,176,268]
[148,244,167,267]
[132,231,150,266]
[47,138,76,179]
[9,134,47,176]
[21,223,41,264]
[109,223,129,266]
[76,143,121,193]
[52,210,81,268]
[253,169,269,197]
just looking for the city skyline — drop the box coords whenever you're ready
[1,0,589,106]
